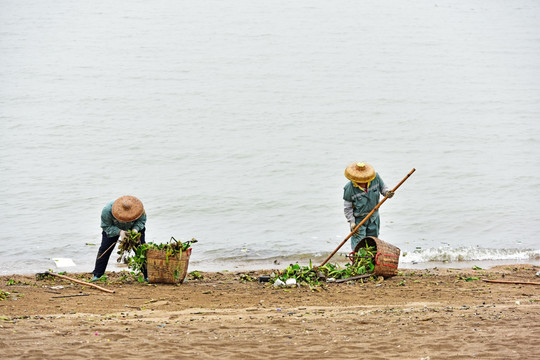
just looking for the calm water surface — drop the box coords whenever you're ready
[1,0,539,275]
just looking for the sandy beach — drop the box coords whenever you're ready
[1,265,539,359]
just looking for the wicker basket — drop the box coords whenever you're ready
[147,248,192,284]
[354,236,400,278]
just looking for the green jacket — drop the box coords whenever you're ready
[343,173,388,222]
[101,201,147,237]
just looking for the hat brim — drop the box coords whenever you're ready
[345,162,376,183]
[112,196,144,222]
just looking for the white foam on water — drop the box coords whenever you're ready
[400,247,540,264]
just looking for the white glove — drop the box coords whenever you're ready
[119,230,127,241]
[385,191,394,198]
[132,228,138,234]
[349,221,357,232]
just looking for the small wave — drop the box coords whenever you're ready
[400,246,540,263]
[189,246,540,272]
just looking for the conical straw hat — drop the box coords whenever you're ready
[112,195,144,222]
[344,162,376,183]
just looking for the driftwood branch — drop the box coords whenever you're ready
[51,294,90,299]
[482,279,540,286]
[36,272,115,293]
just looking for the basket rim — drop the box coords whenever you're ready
[353,236,400,278]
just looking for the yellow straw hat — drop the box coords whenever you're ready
[344,162,376,183]
[112,195,144,222]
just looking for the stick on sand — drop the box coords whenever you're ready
[36,272,115,293]
[482,279,540,286]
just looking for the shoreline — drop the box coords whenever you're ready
[2,256,539,277]
[189,257,540,271]
[1,264,539,358]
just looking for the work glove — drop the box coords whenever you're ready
[349,221,357,232]
[385,190,394,198]
[119,230,127,241]
[131,228,138,234]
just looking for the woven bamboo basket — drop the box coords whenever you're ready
[147,248,192,284]
[354,236,400,278]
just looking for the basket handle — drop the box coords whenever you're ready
[375,252,399,268]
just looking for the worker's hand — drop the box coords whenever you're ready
[385,190,394,198]
[119,230,127,241]
[131,228,138,234]
[349,222,357,232]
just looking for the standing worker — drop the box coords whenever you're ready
[90,195,147,282]
[343,162,394,251]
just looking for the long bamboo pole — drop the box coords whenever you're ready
[318,168,416,268]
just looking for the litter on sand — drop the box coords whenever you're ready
[51,258,76,268]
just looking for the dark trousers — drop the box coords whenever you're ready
[92,228,147,278]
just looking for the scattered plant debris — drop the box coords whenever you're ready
[270,245,377,287]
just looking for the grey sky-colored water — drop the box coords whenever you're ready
[1,0,539,274]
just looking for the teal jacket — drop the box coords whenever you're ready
[101,201,147,237]
[343,173,388,222]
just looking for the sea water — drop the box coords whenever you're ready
[1,0,539,275]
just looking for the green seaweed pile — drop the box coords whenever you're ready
[271,245,376,286]
[117,230,142,264]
